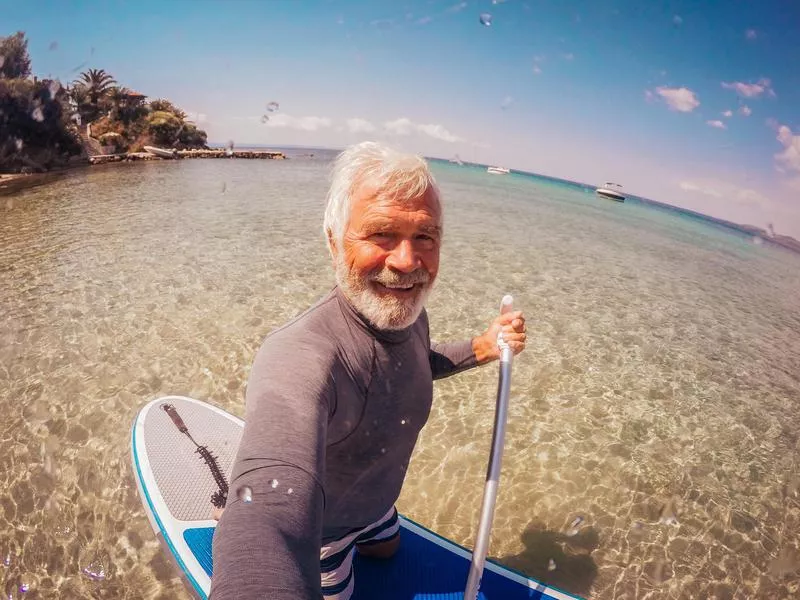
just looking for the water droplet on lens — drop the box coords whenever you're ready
[547,558,557,571]
[237,486,253,503]
[270,479,279,489]
[266,101,279,112]
[82,562,106,581]
[479,13,493,26]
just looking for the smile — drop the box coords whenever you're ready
[374,282,419,294]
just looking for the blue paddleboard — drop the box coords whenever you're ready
[131,395,582,600]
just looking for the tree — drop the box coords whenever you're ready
[0,78,81,172]
[149,98,178,113]
[147,110,182,146]
[178,122,208,149]
[0,31,32,80]
[74,69,116,106]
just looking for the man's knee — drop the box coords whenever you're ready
[355,533,400,559]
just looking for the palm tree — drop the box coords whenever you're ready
[74,69,116,105]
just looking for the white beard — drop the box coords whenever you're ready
[335,254,434,331]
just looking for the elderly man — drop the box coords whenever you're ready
[210,142,526,599]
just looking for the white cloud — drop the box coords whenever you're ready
[417,16,432,25]
[384,117,414,136]
[346,118,376,133]
[185,111,208,124]
[679,181,721,197]
[707,120,727,129]
[383,117,462,143]
[722,110,733,118]
[679,180,771,207]
[562,52,575,61]
[532,64,542,75]
[745,29,757,40]
[415,123,462,143]
[739,105,752,117]
[261,114,332,131]
[775,125,800,174]
[721,78,775,98]
[673,15,683,25]
[500,96,514,110]
[654,86,700,112]
[447,2,468,13]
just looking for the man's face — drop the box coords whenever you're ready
[333,182,442,330]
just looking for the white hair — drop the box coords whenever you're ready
[323,141,441,256]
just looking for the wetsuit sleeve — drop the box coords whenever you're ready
[429,339,480,380]
[210,335,334,600]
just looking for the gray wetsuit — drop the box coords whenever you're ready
[210,285,480,599]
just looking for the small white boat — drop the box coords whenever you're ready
[487,166,510,175]
[143,145,179,159]
[595,182,625,202]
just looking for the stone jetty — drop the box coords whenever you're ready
[88,148,286,165]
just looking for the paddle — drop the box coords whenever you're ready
[460,294,516,600]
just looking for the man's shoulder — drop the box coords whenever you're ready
[260,289,342,349]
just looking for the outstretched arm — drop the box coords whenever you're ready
[429,310,527,380]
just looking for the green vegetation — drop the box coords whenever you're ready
[1,31,208,174]
[1,32,81,172]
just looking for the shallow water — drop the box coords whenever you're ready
[1,154,799,598]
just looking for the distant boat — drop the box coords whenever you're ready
[595,182,625,202]
[487,166,510,175]
[144,146,178,159]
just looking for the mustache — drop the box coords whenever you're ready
[369,269,431,287]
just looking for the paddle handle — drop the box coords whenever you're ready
[464,296,515,600]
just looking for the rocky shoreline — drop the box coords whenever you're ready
[1,148,287,195]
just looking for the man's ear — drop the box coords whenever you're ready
[326,229,338,258]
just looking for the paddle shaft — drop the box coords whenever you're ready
[464,298,515,600]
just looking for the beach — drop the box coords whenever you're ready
[1,154,799,599]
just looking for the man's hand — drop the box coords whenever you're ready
[472,310,527,365]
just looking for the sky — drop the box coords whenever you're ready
[4,0,800,236]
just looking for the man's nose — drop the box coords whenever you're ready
[385,239,421,273]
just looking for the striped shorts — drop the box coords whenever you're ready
[320,505,400,599]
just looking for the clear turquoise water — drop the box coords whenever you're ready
[1,155,798,598]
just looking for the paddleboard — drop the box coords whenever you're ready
[131,395,582,600]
